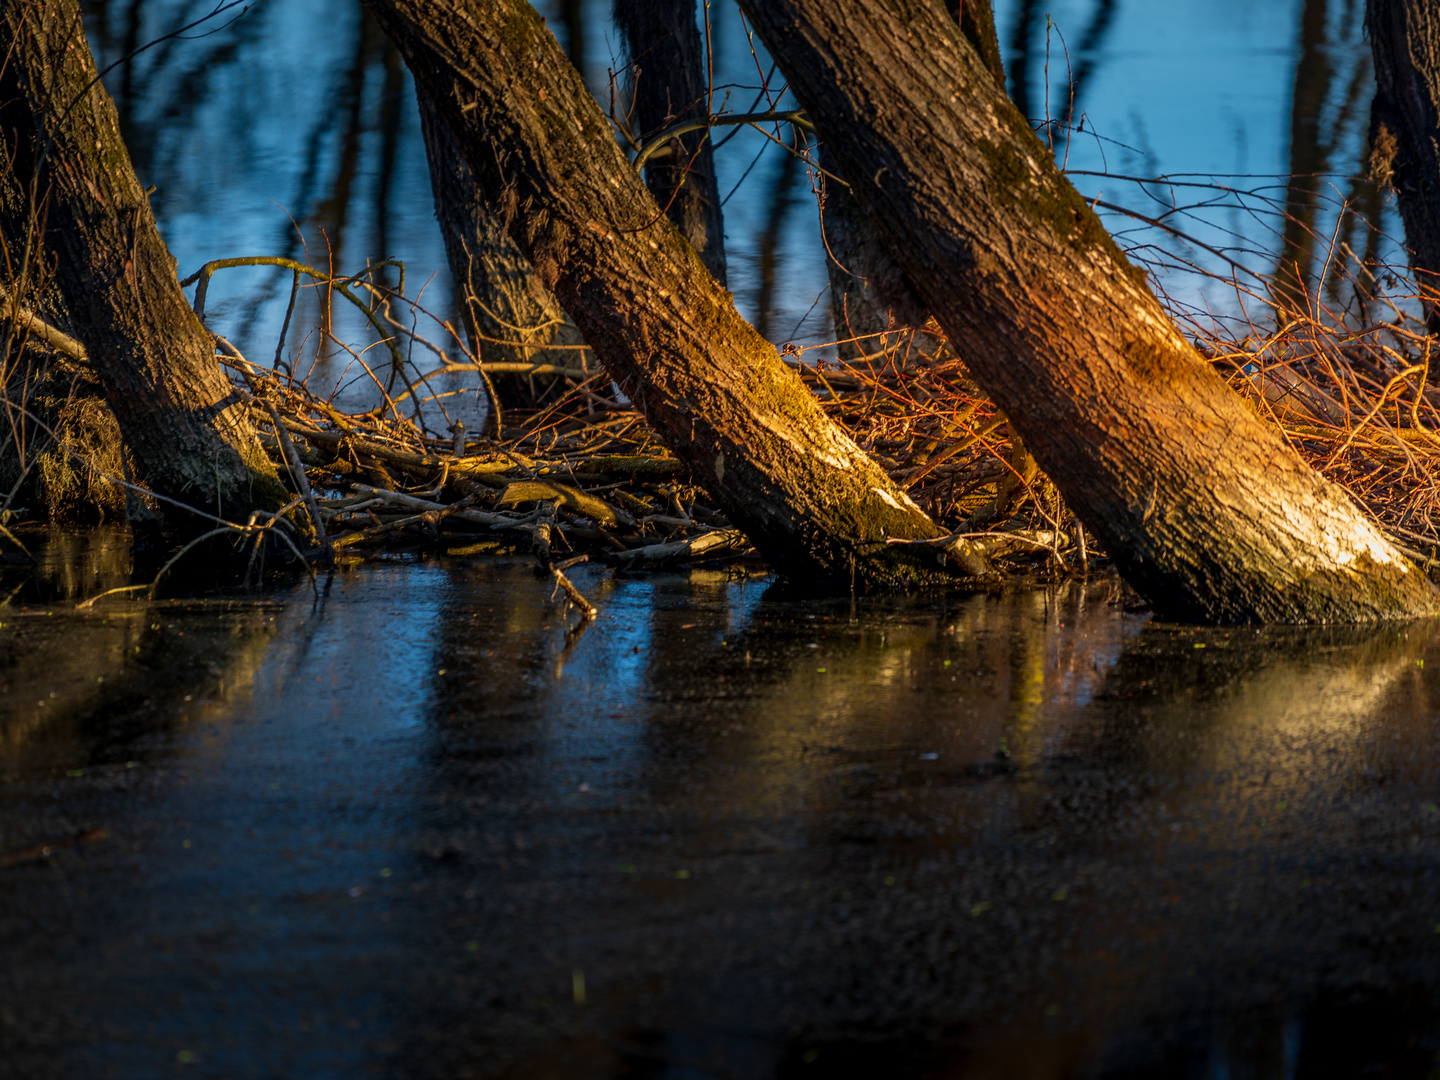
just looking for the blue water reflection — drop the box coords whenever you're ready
[81,0,1397,401]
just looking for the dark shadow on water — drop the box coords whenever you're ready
[5,544,1440,1077]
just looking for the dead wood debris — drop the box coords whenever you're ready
[218,351,766,622]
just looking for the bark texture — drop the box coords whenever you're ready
[415,82,585,409]
[364,0,944,586]
[1366,0,1440,329]
[0,0,282,521]
[614,0,727,285]
[740,0,1435,623]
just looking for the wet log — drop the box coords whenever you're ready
[362,0,946,588]
[0,0,283,521]
[739,0,1436,622]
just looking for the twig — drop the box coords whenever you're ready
[263,399,331,562]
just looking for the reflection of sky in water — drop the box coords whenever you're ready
[82,0,1392,403]
[10,556,1440,1073]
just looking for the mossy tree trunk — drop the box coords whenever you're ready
[614,0,728,285]
[415,83,585,412]
[0,0,283,522]
[365,0,945,587]
[1366,0,1440,331]
[739,0,1436,623]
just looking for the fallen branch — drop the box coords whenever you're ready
[612,528,748,564]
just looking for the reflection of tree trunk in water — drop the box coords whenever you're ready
[558,0,585,79]
[614,0,728,285]
[312,9,380,334]
[372,38,405,291]
[1329,57,1380,312]
[755,126,802,343]
[414,84,585,415]
[1006,0,1040,120]
[0,0,284,521]
[117,0,144,126]
[1058,0,1118,129]
[1353,171,1386,321]
[1273,0,1332,311]
[1366,0,1440,331]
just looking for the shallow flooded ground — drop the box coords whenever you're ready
[3,545,1440,1077]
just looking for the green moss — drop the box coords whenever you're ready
[1121,335,1189,386]
[498,2,545,64]
[976,111,1138,276]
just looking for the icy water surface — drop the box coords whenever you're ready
[3,549,1440,1076]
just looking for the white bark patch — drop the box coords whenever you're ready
[1279,499,1406,573]
[714,452,724,483]
[872,487,904,511]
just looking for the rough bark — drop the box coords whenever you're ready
[956,0,1006,89]
[0,96,120,519]
[739,0,1436,623]
[415,82,585,410]
[614,0,727,285]
[363,0,945,587]
[0,0,282,522]
[1366,0,1440,330]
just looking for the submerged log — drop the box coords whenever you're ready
[363,0,946,588]
[0,0,283,521]
[739,0,1436,622]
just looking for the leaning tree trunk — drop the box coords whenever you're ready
[364,0,945,588]
[739,0,1435,623]
[1366,0,1440,331]
[614,0,728,285]
[0,0,283,522]
[415,83,586,413]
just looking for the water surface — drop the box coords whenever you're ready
[3,554,1440,1076]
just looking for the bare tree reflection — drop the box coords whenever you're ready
[1006,0,1041,120]
[754,125,805,343]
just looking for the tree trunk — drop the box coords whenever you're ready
[1272,0,1334,313]
[415,82,585,413]
[363,0,945,587]
[738,0,1436,623]
[614,0,728,285]
[0,148,118,520]
[957,0,1006,89]
[822,1,1001,361]
[0,0,283,522]
[819,142,932,361]
[819,144,891,362]
[1366,0,1440,330]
